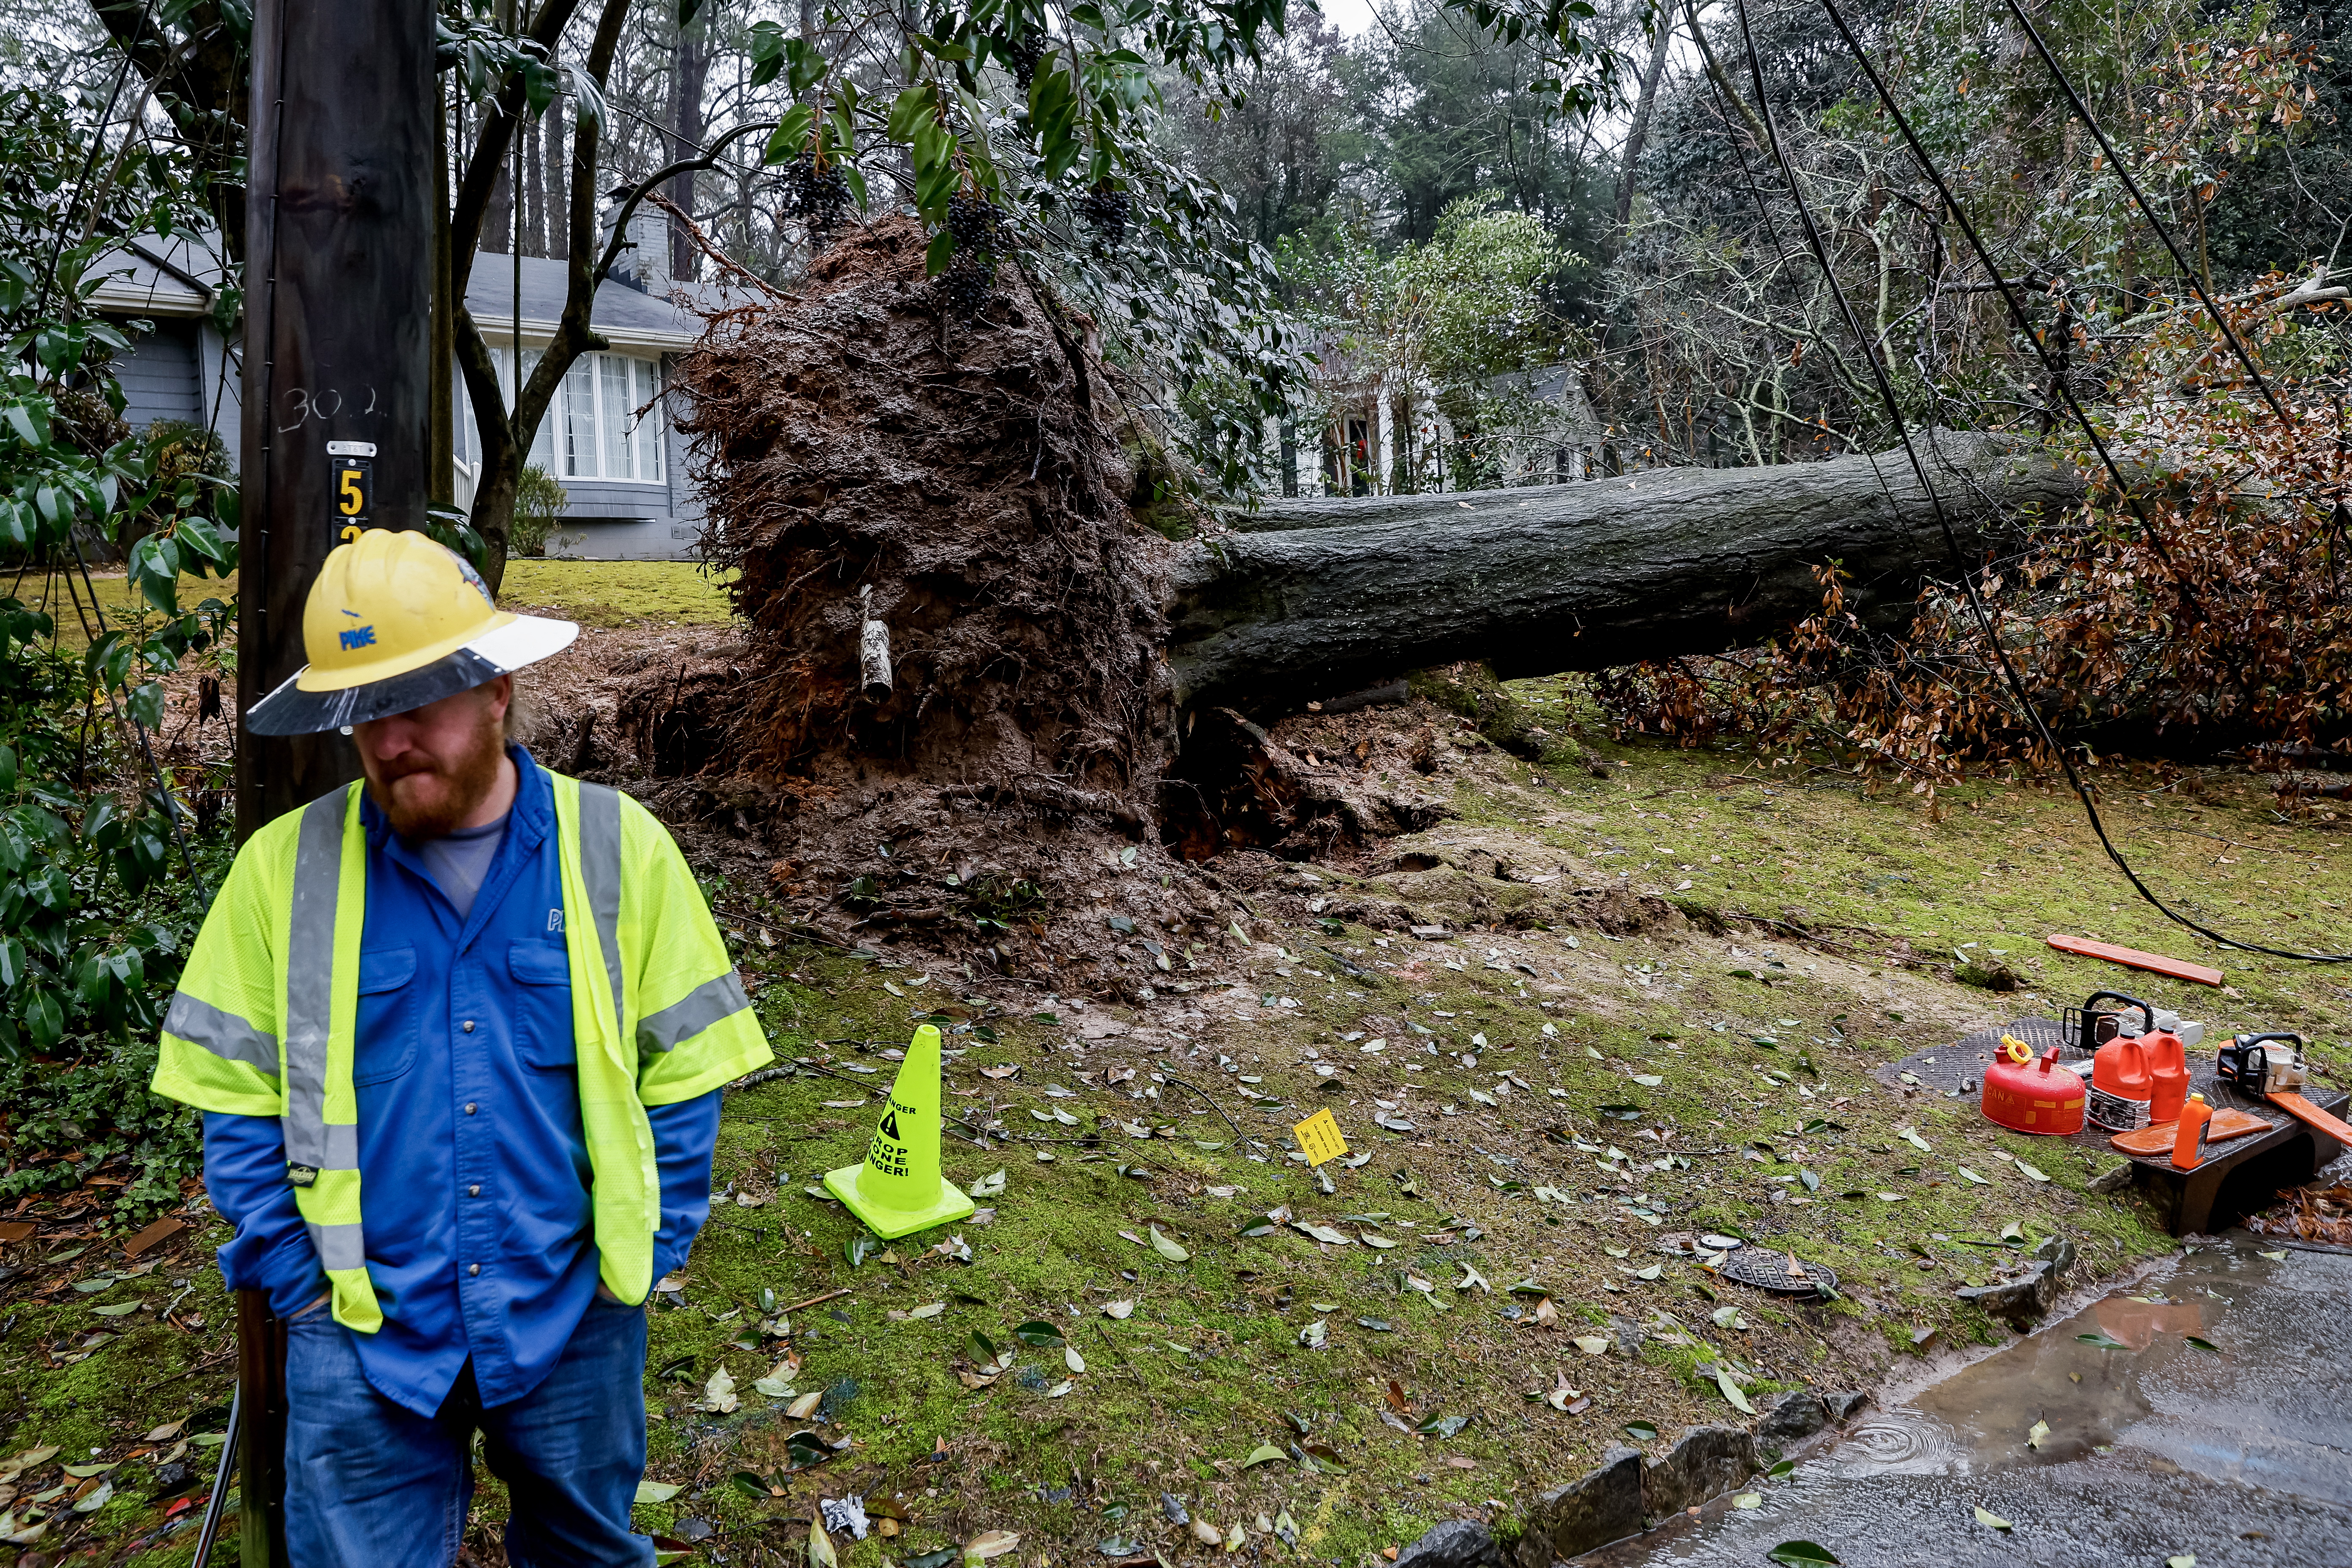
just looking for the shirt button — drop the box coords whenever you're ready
[465,1103,478,1115]
[462,1020,476,1034]
[468,1185,481,1197]
[469,1263,481,1277]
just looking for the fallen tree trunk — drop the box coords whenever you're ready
[1169,434,2082,710]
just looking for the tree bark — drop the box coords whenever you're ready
[1169,434,2082,710]
[1612,15,1675,231]
[667,12,713,280]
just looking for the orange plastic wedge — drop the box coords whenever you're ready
[2107,1108,2269,1157]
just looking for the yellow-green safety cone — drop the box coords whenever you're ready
[823,1024,976,1239]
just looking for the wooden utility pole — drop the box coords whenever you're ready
[237,0,437,841]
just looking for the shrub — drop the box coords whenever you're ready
[510,464,569,559]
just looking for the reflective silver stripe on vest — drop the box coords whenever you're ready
[637,970,749,1054]
[283,790,355,1173]
[307,1220,366,1272]
[579,782,625,1029]
[163,991,281,1075]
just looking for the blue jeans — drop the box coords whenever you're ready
[283,1299,653,1568]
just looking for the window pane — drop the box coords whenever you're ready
[564,358,598,478]
[601,355,631,480]
[634,358,664,482]
[520,349,553,470]
[452,363,473,467]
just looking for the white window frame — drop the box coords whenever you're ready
[475,345,667,486]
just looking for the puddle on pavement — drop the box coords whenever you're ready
[1588,1240,2350,1565]
[1838,1255,2242,1477]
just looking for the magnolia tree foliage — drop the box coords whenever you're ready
[0,82,234,1081]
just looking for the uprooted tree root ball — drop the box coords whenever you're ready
[656,217,1231,985]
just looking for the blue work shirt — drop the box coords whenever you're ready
[204,746,721,1417]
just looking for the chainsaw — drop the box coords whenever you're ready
[2216,1033,2352,1147]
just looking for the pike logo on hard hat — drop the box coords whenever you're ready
[242,530,579,737]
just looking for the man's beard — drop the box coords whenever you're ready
[366,720,506,840]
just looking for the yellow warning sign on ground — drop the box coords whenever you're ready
[1292,1109,1349,1167]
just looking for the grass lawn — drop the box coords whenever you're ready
[3,556,736,647]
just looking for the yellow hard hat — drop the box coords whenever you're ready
[244,530,577,736]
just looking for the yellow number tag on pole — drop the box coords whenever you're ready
[1292,1109,1349,1168]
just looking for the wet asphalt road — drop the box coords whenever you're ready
[1585,1238,2352,1568]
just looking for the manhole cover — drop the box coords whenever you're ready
[1719,1247,1838,1296]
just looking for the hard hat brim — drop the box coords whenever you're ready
[243,614,580,736]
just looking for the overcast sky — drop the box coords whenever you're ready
[1302,0,1381,40]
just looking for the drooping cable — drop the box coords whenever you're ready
[1730,0,2347,963]
[1998,0,2296,435]
[1813,0,2346,963]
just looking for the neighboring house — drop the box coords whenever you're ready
[92,223,733,561]
[456,246,720,560]
[89,231,240,456]
[1276,345,1607,498]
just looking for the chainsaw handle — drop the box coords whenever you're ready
[2082,990,2153,1028]
[2236,1032,2305,1050]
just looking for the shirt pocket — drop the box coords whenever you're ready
[507,940,575,1071]
[352,946,418,1086]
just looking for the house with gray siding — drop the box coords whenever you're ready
[92,226,732,561]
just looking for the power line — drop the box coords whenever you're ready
[1736,0,2349,965]
[1998,0,2295,435]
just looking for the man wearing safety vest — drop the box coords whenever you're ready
[151,530,772,1564]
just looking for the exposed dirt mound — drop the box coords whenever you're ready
[661,218,1218,986]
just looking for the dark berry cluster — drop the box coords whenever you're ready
[1001,27,1045,89]
[777,152,853,246]
[937,191,1004,316]
[1078,182,1131,249]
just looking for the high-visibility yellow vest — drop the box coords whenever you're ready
[151,772,772,1332]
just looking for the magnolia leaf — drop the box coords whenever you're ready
[970,1169,1007,1196]
[1714,1363,1754,1414]
[1065,1345,1087,1373]
[2076,1331,2127,1350]
[702,1365,739,1413]
[2184,1335,2221,1353]
[1240,1444,1289,1468]
[1297,1318,1327,1348]
[1972,1506,2011,1530]
[1623,1421,1659,1440]
[1572,1334,1610,1355]
[961,1528,1021,1563]
[2026,1419,2050,1450]
[1102,1300,1135,1319]
[1766,1545,1840,1566]
[2015,1160,2049,1183]
[1733,1492,1764,1509]
[635,1480,682,1504]
[1149,1226,1191,1262]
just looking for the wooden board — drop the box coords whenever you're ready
[2045,933,2225,987]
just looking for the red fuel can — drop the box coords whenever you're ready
[1982,1036,2088,1136]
